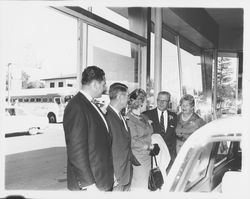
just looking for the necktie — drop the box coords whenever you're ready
[160,111,165,133]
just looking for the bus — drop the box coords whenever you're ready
[6,87,77,123]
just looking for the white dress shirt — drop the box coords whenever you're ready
[157,108,168,131]
[109,105,128,131]
[80,90,109,131]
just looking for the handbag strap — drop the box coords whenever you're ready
[151,155,158,169]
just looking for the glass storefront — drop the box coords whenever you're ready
[87,26,140,92]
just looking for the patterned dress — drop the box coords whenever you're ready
[176,112,205,153]
[126,112,153,191]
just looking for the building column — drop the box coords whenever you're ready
[176,35,183,97]
[76,19,88,90]
[128,8,148,90]
[212,48,218,119]
[154,8,162,105]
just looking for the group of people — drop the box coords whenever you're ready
[63,65,205,192]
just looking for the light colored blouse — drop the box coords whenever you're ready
[176,112,205,153]
[126,113,153,157]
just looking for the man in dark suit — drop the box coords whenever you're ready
[106,83,140,191]
[63,66,114,191]
[143,91,177,170]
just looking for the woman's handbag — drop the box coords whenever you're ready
[148,155,164,191]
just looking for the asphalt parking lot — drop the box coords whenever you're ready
[5,124,67,190]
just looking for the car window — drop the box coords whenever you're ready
[214,141,231,167]
[184,143,213,191]
[214,141,241,171]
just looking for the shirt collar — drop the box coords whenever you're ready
[80,90,93,102]
[157,108,167,114]
[157,108,168,116]
[109,105,121,118]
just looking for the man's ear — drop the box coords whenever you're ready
[117,93,121,100]
[91,80,98,90]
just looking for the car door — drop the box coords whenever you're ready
[211,141,241,190]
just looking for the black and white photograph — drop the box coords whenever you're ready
[0,0,249,199]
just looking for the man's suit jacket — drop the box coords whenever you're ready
[105,105,138,186]
[63,92,114,191]
[143,108,177,161]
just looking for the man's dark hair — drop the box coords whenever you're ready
[109,82,128,100]
[81,66,105,85]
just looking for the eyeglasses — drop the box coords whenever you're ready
[157,99,169,103]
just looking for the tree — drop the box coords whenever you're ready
[146,79,154,97]
[27,81,45,89]
[217,57,235,100]
[217,57,233,85]
[21,71,30,89]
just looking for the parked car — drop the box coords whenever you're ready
[3,106,48,136]
[163,115,245,193]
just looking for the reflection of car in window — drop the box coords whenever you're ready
[3,106,49,136]
[163,116,244,193]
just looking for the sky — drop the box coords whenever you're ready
[0,6,77,81]
[0,4,239,93]
[0,5,133,82]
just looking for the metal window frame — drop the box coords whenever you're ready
[52,6,147,90]
[52,6,147,46]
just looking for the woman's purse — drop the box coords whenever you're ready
[148,154,164,191]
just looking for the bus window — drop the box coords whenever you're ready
[54,97,61,105]
[36,98,41,102]
[24,98,29,102]
[42,98,48,102]
[49,98,53,102]
[18,98,23,102]
[30,98,35,102]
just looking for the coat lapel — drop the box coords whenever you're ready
[107,106,130,138]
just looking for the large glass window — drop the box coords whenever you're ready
[217,54,239,117]
[1,6,77,92]
[150,33,180,111]
[179,39,211,121]
[87,26,140,92]
[162,38,180,111]
[180,48,203,96]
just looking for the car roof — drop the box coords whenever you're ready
[185,115,244,148]
[163,115,246,191]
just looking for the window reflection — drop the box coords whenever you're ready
[87,26,140,92]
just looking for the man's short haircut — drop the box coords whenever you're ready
[81,66,105,85]
[158,91,171,99]
[109,82,128,100]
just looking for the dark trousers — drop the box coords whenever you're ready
[113,164,133,191]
